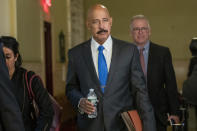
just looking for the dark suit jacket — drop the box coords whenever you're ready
[187,56,197,77]
[183,64,197,105]
[0,43,24,131]
[147,42,180,126]
[66,37,156,131]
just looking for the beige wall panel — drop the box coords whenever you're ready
[16,0,41,61]
[51,0,67,63]
[0,0,10,35]
[50,0,68,97]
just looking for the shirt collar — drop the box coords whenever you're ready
[137,41,150,53]
[91,35,112,52]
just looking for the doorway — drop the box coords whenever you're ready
[44,21,53,95]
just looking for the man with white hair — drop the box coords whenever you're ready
[130,15,180,131]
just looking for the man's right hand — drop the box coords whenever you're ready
[79,98,95,114]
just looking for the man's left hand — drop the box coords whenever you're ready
[168,115,180,124]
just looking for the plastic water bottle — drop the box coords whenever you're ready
[87,88,97,118]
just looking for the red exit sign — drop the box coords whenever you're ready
[41,0,52,13]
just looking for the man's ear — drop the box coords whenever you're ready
[148,28,151,37]
[110,17,112,27]
[86,20,91,30]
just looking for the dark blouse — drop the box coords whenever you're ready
[11,67,54,131]
[188,57,197,77]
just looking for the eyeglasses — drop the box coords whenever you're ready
[133,27,148,32]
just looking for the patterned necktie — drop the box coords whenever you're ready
[98,45,108,93]
[139,48,146,75]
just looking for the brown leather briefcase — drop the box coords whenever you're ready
[121,110,142,131]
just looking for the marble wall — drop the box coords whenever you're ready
[70,0,85,48]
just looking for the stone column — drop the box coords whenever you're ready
[70,0,85,48]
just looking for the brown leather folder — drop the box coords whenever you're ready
[121,110,142,131]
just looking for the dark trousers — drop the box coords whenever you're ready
[156,121,167,131]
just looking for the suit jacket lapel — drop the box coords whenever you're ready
[82,40,103,95]
[105,38,119,94]
[82,38,120,95]
[147,42,154,87]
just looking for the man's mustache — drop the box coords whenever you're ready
[97,29,108,34]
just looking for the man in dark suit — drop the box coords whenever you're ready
[66,4,156,131]
[130,15,180,131]
[0,40,24,130]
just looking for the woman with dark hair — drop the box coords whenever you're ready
[182,38,197,131]
[1,36,54,131]
[184,38,197,104]
[187,38,197,77]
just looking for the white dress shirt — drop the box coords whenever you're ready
[78,36,113,113]
[91,36,113,77]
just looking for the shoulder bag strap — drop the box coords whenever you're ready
[25,71,38,99]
